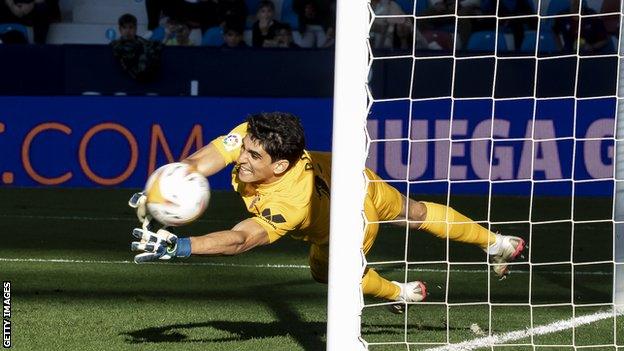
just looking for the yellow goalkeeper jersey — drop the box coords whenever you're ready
[211,123,332,245]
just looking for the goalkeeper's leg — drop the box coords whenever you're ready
[308,243,426,315]
[400,198,525,278]
[364,168,525,278]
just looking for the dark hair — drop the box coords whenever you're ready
[224,22,244,35]
[246,112,305,165]
[258,0,275,12]
[118,13,137,27]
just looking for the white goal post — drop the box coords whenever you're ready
[327,0,369,350]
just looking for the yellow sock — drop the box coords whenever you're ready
[419,202,497,250]
[361,268,400,300]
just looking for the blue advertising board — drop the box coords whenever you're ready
[0,97,615,195]
[0,97,333,189]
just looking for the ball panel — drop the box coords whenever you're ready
[143,162,210,226]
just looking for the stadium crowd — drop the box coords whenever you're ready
[0,0,620,56]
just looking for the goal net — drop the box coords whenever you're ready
[328,0,624,350]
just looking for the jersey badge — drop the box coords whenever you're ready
[223,133,242,151]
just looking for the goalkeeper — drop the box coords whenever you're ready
[130,112,525,313]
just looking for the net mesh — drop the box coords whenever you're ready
[360,0,624,349]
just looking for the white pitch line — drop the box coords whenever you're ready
[423,309,623,351]
[0,258,613,275]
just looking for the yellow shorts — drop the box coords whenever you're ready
[308,169,404,283]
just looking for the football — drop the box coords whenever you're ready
[144,162,210,226]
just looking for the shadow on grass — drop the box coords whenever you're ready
[121,320,326,347]
[121,280,326,350]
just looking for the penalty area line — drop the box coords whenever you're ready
[423,309,623,351]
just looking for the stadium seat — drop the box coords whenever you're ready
[415,0,429,15]
[243,29,253,46]
[480,0,495,13]
[466,31,508,51]
[246,0,262,14]
[585,0,603,12]
[149,26,165,42]
[281,11,299,30]
[395,0,415,14]
[273,0,284,20]
[201,26,224,46]
[72,0,148,25]
[59,0,78,21]
[47,23,123,44]
[546,0,570,15]
[520,29,558,53]
[0,23,28,41]
[544,0,584,14]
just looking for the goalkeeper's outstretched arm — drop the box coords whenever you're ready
[190,218,270,256]
[131,218,270,262]
[183,142,229,177]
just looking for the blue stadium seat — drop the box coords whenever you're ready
[201,26,224,46]
[281,0,294,13]
[246,0,262,13]
[545,0,573,14]
[520,29,558,53]
[0,23,28,41]
[481,0,496,13]
[395,0,415,14]
[466,31,507,51]
[149,26,165,42]
[414,0,429,15]
[281,11,299,30]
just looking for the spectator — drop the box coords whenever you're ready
[145,0,218,33]
[118,13,138,41]
[498,0,536,50]
[251,0,281,47]
[424,0,484,49]
[370,0,421,50]
[217,0,247,31]
[0,0,58,44]
[221,25,247,48]
[293,0,329,47]
[145,0,176,30]
[553,0,610,55]
[163,18,195,46]
[111,13,163,82]
[275,23,299,48]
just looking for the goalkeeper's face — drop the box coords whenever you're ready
[236,136,288,184]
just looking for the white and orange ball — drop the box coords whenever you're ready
[144,162,210,226]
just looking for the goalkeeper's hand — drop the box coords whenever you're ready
[128,192,151,228]
[131,227,180,263]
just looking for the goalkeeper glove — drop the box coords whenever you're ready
[130,227,192,263]
[128,192,151,227]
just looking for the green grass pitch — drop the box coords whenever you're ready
[0,188,622,350]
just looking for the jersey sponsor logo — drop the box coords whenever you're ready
[261,208,286,224]
[223,133,242,151]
